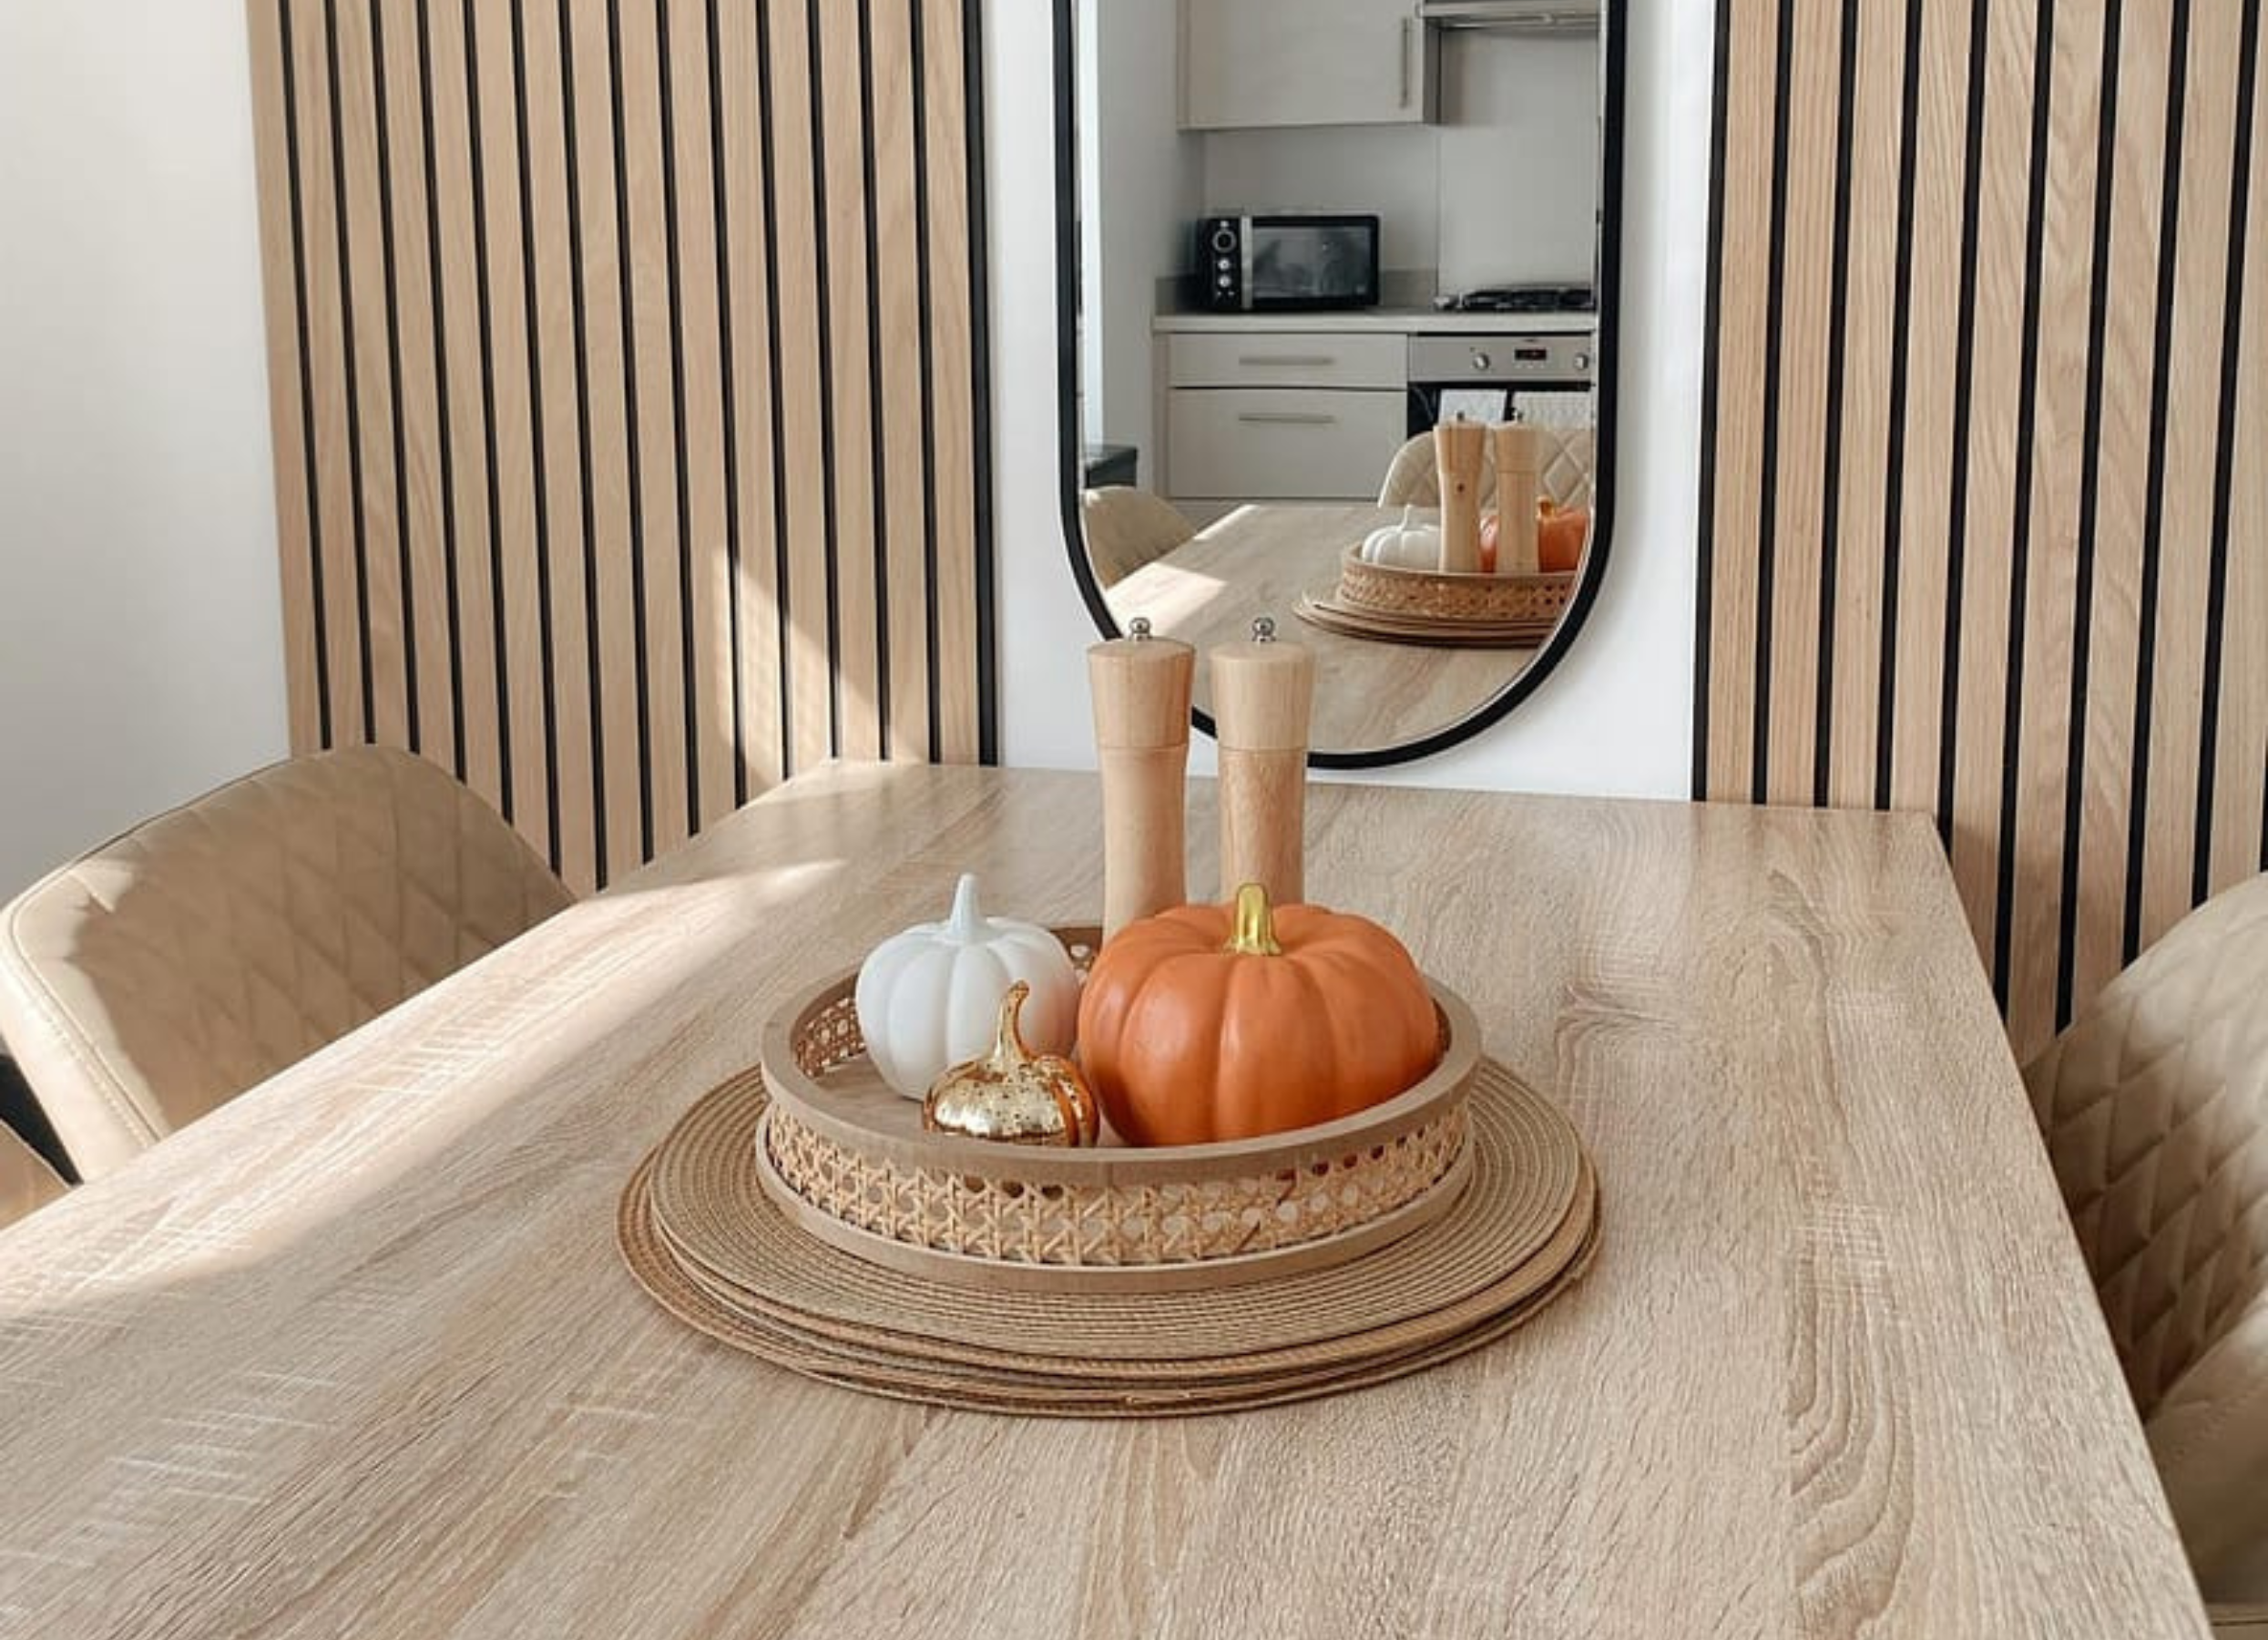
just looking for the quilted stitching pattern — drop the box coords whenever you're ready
[1375,427,1597,510]
[0,748,573,1178]
[2025,872,2268,1420]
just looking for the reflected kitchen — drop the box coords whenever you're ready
[1073,0,1603,757]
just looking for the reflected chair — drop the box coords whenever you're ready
[1081,487,1196,588]
[0,1122,66,1229]
[0,746,574,1180]
[1376,425,1598,510]
[2024,870,2268,1604]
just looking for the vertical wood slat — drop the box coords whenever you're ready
[711,0,786,803]
[872,0,935,764]
[377,0,458,769]
[2215,5,2268,897]
[335,0,412,749]
[1701,0,2268,1063]
[923,0,983,764]
[1821,0,1905,815]
[1944,0,2037,962]
[616,0,693,857]
[423,0,505,807]
[1759,0,1838,805]
[818,0,884,764]
[291,0,370,753]
[247,0,991,891]
[247,2,325,758]
[473,0,553,864]
[2138,0,2244,949]
[764,0,835,780]
[661,0,738,829]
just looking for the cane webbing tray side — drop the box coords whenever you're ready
[1334,546,1576,624]
[753,955,1486,1290]
[618,1059,1601,1416]
[1293,593,1556,649]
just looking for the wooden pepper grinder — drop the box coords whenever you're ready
[1211,615,1315,907]
[1492,421,1542,576]
[1435,418,1487,574]
[1088,617,1194,938]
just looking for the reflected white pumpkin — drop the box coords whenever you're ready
[1357,506,1444,571]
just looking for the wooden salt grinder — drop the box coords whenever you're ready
[1088,618,1195,937]
[1435,418,1487,574]
[1211,616,1315,907]
[1492,421,1542,576]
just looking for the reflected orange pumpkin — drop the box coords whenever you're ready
[1538,501,1589,573]
[1077,885,1440,1146]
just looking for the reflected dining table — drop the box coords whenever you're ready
[0,764,2210,1635]
[1104,502,1539,754]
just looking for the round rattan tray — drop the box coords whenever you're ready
[1333,544,1575,626]
[751,931,1485,1293]
[618,1056,1600,1417]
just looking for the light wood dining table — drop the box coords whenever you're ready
[1104,503,1539,755]
[0,764,2211,1636]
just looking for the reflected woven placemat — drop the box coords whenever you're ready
[618,1060,1600,1416]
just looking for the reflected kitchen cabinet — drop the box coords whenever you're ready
[1180,0,1436,130]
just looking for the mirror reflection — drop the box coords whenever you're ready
[1070,0,1609,759]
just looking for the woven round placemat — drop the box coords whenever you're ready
[619,1060,1600,1415]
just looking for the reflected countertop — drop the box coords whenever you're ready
[1152,307,1596,336]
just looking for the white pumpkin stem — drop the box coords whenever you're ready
[945,873,986,942]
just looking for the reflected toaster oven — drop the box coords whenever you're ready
[1200,212,1383,313]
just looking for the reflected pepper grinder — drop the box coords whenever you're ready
[1088,617,1195,938]
[1435,418,1487,574]
[1492,421,1542,577]
[1211,616,1315,907]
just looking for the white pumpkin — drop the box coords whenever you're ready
[1358,506,1443,570]
[853,874,1078,1099]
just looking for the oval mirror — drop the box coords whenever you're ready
[1055,0,1625,766]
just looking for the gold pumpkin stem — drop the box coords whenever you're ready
[990,979,1034,1064]
[1224,883,1283,957]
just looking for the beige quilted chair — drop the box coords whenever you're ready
[0,1123,65,1228]
[2026,871,2268,1607]
[1081,487,1195,588]
[0,746,574,1180]
[1376,426,1598,510]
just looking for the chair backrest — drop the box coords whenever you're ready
[1376,427,1598,509]
[2025,870,2268,1595]
[1080,487,1196,588]
[0,747,574,1179]
[0,1122,65,1229]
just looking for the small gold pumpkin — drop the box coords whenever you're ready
[922,981,1101,1147]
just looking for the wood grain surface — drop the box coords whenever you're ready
[244,0,994,894]
[1105,503,1541,756]
[0,765,2208,1636]
[1699,0,2268,1064]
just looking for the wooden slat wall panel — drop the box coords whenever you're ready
[1701,0,2268,1063]
[247,0,994,891]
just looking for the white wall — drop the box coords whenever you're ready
[0,3,287,899]
[994,0,1707,798]
[1078,0,1203,456]
[1202,30,1599,290]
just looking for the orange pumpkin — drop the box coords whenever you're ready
[1538,500,1589,573]
[1077,884,1440,1146]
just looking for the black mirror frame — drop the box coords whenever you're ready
[1051,0,1628,768]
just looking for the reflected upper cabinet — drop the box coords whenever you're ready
[1181,0,1438,129]
[1062,0,1624,766]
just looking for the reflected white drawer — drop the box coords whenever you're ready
[1166,388,1408,500]
[1167,333,1407,390]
